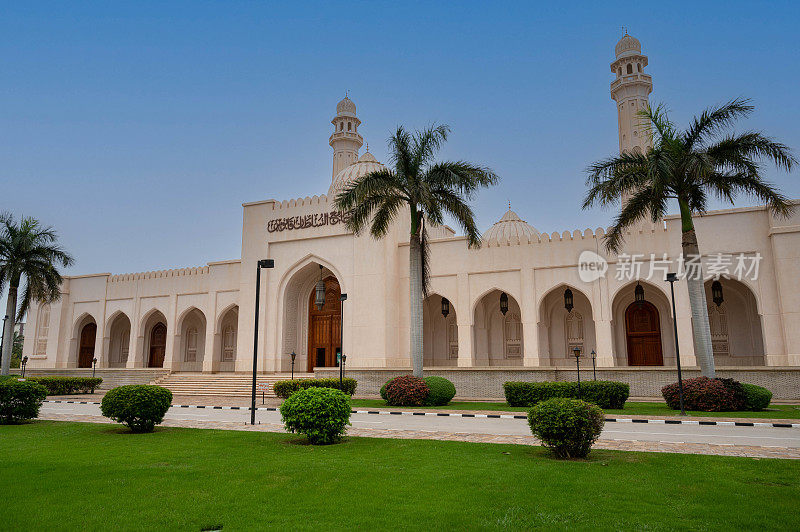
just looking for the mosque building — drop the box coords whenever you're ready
[22,35,800,398]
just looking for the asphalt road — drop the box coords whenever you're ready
[40,402,800,448]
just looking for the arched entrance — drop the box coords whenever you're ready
[78,322,97,368]
[423,294,458,367]
[307,276,342,371]
[472,289,524,366]
[625,301,663,366]
[149,322,167,368]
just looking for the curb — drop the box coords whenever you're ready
[44,400,800,428]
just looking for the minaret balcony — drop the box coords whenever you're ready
[328,131,364,144]
[610,73,652,92]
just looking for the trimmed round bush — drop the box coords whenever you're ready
[385,375,429,406]
[379,380,390,401]
[0,379,48,424]
[423,376,456,406]
[100,385,172,433]
[528,398,604,459]
[662,377,746,412]
[280,387,351,444]
[742,383,772,411]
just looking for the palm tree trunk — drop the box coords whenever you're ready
[1,285,18,376]
[409,233,424,378]
[680,213,715,378]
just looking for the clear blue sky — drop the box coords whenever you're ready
[2,1,798,279]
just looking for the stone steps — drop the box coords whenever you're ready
[152,373,314,397]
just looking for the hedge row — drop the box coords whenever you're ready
[504,380,629,409]
[273,378,357,398]
[25,376,103,395]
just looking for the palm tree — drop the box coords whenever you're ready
[0,213,74,375]
[583,99,795,378]
[335,125,498,377]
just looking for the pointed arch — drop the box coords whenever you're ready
[537,284,596,366]
[106,311,132,368]
[216,304,239,371]
[611,281,674,366]
[423,292,458,367]
[472,288,523,366]
[703,279,765,366]
[175,307,206,371]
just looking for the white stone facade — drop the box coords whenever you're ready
[23,35,800,374]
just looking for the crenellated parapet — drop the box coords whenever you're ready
[108,266,211,283]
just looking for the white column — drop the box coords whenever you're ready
[456,273,473,367]
[522,267,540,366]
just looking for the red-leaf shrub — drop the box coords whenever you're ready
[385,375,429,406]
[661,376,746,412]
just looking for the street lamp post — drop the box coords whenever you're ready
[590,349,597,381]
[251,259,275,425]
[92,357,97,379]
[342,353,347,381]
[290,351,296,380]
[339,293,347,386]
[0,314,8,369]
[21,356,28,378]
[666,273,686,416]
[572,346,582,400]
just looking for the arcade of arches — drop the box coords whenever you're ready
[66,278,768,370]
[63,305,240,371]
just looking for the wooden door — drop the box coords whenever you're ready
[625,301,663,366]
[148,322,167,368]
[78,323,97,368]
[307,276,342,371]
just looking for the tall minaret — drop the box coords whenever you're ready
[329,95,363,180]
[610,33,653,156]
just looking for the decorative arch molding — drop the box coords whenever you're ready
[216,302,240,327]
[610,280,674,366]
[70,312,98,368]
[174,307,207,371]
[537,283,593,323]
[423,292,459,367]
[702,278,765,366]
[138,307,169,340]
[138,309,168,368]
[537,284,596,365]
[471,288,524,366]
[105,311,132,368]
[470,286,522,320]
[276,255,346,373]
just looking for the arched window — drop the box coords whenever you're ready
[447,317,458,359]
[617,67,622,76]
[347,122,352,131]
[565,310,584,356]
[223,325,236,361]
[504,312,522,358]
[626,63,633,74]
[339,122,343,131]
[120,330,129,363]
[637,63,642,73]
[708,304,729,356]
[35,304,50,355]
[185,327,198,362]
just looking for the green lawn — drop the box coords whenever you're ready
[350,399,800,419]
[1,421,798,530]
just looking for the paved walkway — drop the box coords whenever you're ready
[39,402,800,460]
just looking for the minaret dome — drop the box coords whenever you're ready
[329,95,364,180]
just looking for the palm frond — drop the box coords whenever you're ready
[683,98,753,149]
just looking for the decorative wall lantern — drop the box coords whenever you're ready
[499,292,509,316]
[315,265,325,310]
[441,297,450,318]
[711,280,724,307]
[564,288,574,313]
[635,281,645,306]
